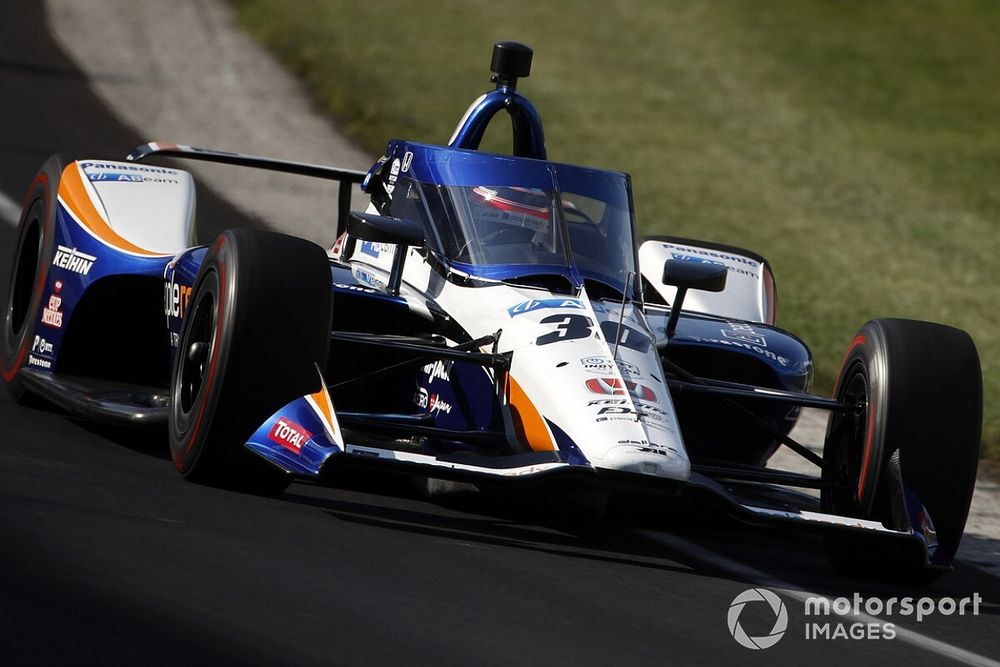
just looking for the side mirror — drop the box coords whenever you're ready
[347,212,425,296]
[662,259,728,337]
[662,259,728,292]
[347,211,424,247]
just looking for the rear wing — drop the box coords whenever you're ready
[127,142,367,235]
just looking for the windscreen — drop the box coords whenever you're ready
[384,143,637,294]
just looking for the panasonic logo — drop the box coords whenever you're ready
[80,162,177,175]
[52,245,97,276]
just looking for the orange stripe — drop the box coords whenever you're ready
[59,163,166,256]
[309,380,337,438]
[506,375,555,451]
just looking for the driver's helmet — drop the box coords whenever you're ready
[468,185,553,241]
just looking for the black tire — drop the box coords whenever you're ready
[822,319,982,576]
[2,154,73,401]
[169,228,333,495]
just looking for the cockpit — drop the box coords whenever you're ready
[378,141,638,297]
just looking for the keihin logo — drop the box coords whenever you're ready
[728,588,788,650]
[52,245,96,276]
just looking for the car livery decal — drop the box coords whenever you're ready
[505,375,556,451]
[305,367,343,448]
[58,163,173,257]
[508,298,584,317]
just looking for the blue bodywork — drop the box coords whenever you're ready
[246,393,340,477]
[447,86,547,159]
[27,200,173,377]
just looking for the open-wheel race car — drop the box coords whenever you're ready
[2,42,983,581]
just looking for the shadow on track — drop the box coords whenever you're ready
[0,1,264,247]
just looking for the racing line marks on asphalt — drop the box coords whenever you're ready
[635,530,1000,666]
[0,190,21,226]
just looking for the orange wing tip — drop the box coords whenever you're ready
[306,366,343,447]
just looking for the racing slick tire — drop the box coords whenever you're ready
[821,318,982,580]
[169,228,333,495]
[2,154,72,402]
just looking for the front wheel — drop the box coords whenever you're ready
[168,228,333,494]
[2,154,72,400]
[822,318,982,578]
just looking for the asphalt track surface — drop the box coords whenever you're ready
[2,4,999,665]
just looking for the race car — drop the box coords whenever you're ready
[2,42,982,581]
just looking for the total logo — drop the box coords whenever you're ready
[269,418,312,454]
[585,377,656,402]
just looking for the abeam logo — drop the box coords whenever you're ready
[728,588,788,650]
[52,245,96,276]
[507,298,584,317]
[269,418,312,455]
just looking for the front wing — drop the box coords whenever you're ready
[244,366,945,573]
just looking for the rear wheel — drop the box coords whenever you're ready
[2,154,71,401]
[822,319,982,578]
[169,228,333,494]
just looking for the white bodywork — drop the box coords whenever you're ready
[349,241,691,484]
[76,159,196,253]
[638,238,774,324]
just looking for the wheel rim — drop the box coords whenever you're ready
[174,269,219,430]
[7,201,43,340]
[825,362,870,516]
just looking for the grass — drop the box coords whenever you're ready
[235,0,1000,457]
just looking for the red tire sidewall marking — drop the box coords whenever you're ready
[2,173,50,382]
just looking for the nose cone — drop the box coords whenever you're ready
[502,298,691,485]
[599,444,691,480]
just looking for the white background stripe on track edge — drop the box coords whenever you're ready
[0,190,21,226]
[635,530,1000,667]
